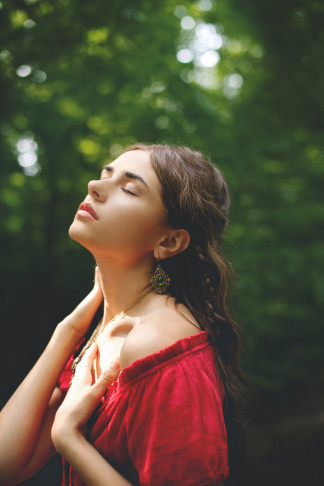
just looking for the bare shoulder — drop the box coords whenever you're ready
[120,299,202,371]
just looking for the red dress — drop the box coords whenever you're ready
[57,331,229,485]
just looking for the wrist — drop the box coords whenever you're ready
[54,318,85,347]
[60,289,102,335]
[53,427,85,457]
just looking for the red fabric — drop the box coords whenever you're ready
[58,331,229,486]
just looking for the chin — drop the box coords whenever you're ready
[69,220,88,245]
[69,219,79,240]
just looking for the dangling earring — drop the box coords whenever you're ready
[150,258,171,294]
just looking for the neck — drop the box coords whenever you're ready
[95,254,154,323]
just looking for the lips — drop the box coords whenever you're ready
[77,202,98,220]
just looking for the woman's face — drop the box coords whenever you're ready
[69,150,169,265]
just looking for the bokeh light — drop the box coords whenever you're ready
[16,65,32,78]
[16,136,40,176]
[181,16,195,30]
[177,22,223,73]
[23,19,36,29]
[197,0,214,11]
[223,73,244,97]
[33,70,47,83]
[176,48,194,63]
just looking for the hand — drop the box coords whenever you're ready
[92,265,104,295]
[52,343,120,453]
[60,266,104,338]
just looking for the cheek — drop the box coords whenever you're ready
[103,205,165,252]
[108,209,160,242]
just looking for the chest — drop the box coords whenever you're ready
[93,318,135,380]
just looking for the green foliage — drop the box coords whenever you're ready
[1,0,323,398]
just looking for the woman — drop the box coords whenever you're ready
[0,144,254,485]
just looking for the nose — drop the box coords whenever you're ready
[88,179,107,202]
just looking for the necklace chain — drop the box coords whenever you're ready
[70,285,154,384]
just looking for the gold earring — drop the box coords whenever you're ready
[150,259,171,294]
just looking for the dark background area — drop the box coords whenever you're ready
[1,0,323,484]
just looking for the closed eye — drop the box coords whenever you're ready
[102,165,149,191]
[121,187,137,196]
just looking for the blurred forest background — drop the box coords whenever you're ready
[1,0,323,485]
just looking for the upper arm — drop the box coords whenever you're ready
[15,387,64,483]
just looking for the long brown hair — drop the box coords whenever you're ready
[124,143,257,480]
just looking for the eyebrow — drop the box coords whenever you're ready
[103,165,149,190]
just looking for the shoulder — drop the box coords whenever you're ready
[120,305,201,371]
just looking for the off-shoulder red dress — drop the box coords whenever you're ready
[57,330,229,485]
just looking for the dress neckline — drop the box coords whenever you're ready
[111,330,210,390]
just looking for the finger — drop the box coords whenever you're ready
[91,358,120,399]
[93,265,99,284]
[85,342,98,360]
[74,343,97,379]
[93,266,102,289]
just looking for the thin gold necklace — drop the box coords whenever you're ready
[70,285,154,385]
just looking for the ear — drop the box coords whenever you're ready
[154,229,190,260]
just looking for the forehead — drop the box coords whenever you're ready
[111,149,151,169]
[110,150,161,192]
